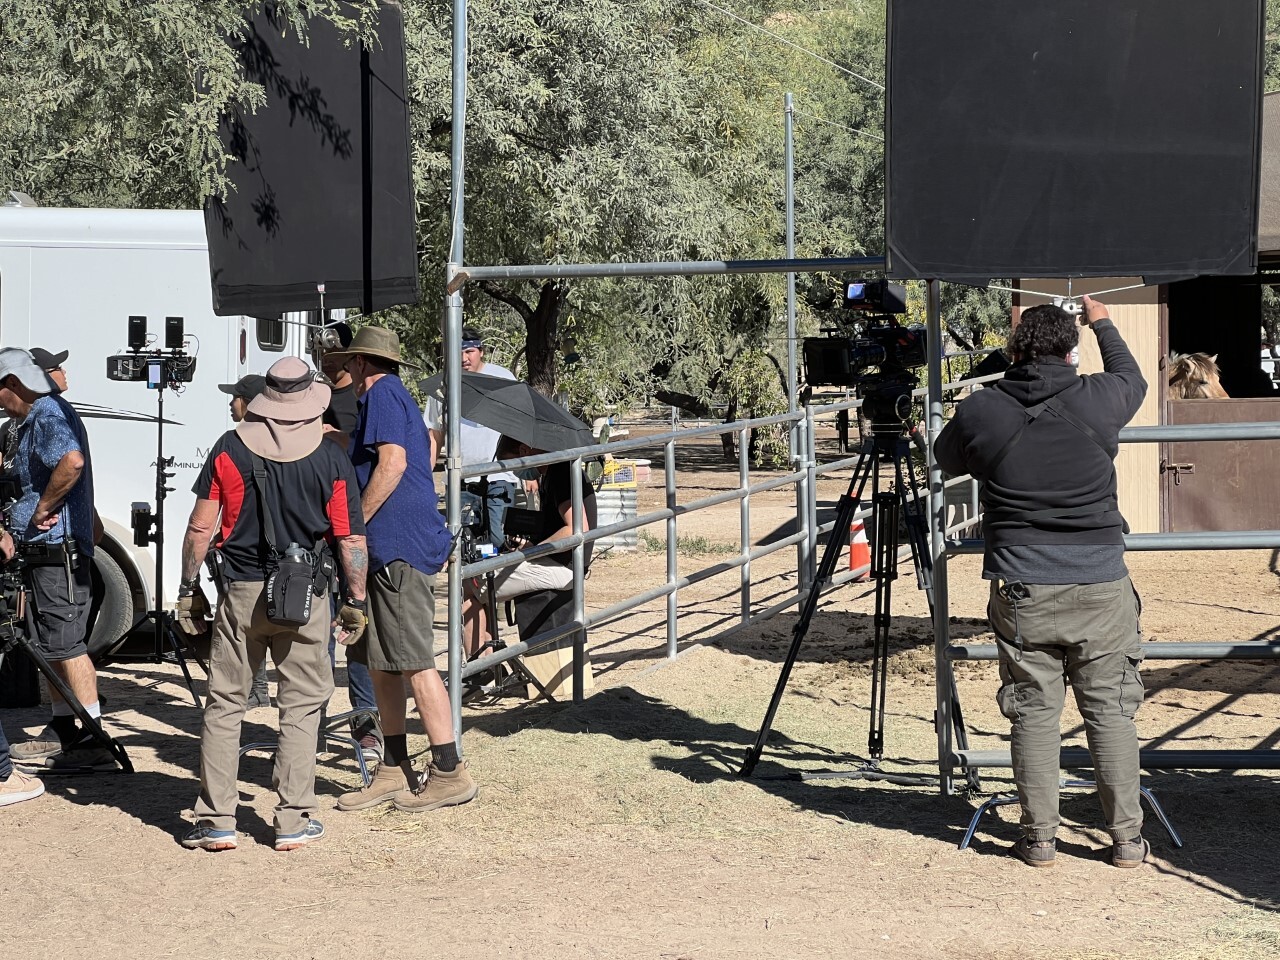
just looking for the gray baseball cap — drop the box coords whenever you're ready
[0,348,55,395]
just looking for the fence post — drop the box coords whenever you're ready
[665,437,678,658]
[570,456,586,702]
[794,411,810,597]
[805,406,819,586]
[739,425,752,624]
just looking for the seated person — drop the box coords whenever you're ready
[462,438,596,657]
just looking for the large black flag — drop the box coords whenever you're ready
[205,2,419,316]
[885,0,1264,283]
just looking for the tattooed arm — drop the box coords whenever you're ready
[336,534,368,601]
[180,499,222,582]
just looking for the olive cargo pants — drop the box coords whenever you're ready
[988,577,1145,843]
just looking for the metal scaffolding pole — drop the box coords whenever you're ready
[925,279,954,796]
[444,0,468,743]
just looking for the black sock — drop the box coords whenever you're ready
[383,734,408,767]
[51,715,79,746]
[431,742,459,773]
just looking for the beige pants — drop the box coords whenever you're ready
[193,581,334,836]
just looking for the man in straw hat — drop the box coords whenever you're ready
[175,356,370,852]
[326,326,478,813]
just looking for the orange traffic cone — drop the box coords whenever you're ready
[849,519,871,579]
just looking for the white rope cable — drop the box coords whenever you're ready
[693,0,885,93]
[987,281,1151,301]
[792,107,884,142]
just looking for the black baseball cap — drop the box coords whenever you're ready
[217,374,268,400]
[29,348,69,371]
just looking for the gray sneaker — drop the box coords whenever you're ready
[43,738,118,774]
[1012,837,1057,868]
[11,727,62,765]
[1112,837,1149,869]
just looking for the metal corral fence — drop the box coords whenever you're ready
[445,352,1003,735]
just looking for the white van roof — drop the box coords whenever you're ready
[0,206,206,250]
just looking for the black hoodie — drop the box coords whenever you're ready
[934,319,1146,574]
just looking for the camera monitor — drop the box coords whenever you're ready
[885,0,1264,282]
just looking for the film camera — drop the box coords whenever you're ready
[803,280,927,434]
[106,315,196,386]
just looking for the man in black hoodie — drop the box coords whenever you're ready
[935,296,1149,870]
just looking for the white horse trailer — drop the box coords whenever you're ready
[0,205,311,652]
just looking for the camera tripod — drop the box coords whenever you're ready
[739,420,977,786]
[0,580,133,773]
[94,376,205,706]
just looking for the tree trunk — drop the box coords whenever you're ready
[524,282,563,398]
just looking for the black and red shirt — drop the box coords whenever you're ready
[193,431,365,582]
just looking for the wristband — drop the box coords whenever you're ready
[178,577,199,598]
[344,596,367,611]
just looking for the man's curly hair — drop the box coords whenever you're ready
[1008,304,1079,362]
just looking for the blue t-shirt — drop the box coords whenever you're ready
[9,395,96,557]
[350,375,451,575]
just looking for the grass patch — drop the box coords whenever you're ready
[638,529,739,556]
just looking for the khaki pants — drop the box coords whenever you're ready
[193,581,334,836]
[988,576,1145,843]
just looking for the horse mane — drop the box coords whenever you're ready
[1168,352,1225,399]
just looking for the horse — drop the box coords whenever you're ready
[1168,352,1229,399]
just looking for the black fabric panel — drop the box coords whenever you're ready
[885,0,1264,283]
[205,2,419,316]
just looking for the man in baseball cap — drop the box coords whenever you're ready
[217,374,268,424]
[28,348,69,394]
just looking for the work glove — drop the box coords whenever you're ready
[334,598,368,646]
[175,586,212,636]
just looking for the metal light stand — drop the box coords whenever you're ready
[95,373,205,706]
[0,567,133,773]
[740,410,977,786]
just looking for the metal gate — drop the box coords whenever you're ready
[1163,398,1280,530]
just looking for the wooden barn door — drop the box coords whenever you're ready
[1164,399,1280,531]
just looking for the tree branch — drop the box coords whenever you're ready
[478,279,535,323]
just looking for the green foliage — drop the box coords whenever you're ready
[0,1,376,207]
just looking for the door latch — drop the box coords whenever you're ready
[1161,460,1195,486]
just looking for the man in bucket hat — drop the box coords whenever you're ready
[175,356,370,852]
[326,327,478,813]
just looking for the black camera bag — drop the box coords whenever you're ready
[249,454,317,627]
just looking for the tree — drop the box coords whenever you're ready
[0,1,376,208]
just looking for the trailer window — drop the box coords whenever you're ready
[257,317,286,352]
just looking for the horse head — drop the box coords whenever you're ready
[1168,352,1229,399]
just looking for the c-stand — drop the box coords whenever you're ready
[94,371,205,707]
[740,378,977,786]
[0,553,132,773]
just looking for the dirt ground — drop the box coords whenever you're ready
[4,430,1280,960]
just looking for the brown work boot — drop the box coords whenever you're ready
[335,761,413,812]
[392,761,477,812]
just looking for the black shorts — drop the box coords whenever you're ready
[27,563,93,661]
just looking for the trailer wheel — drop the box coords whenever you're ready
[87,549,136,661]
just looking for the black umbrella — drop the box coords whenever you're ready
[419,371,595,452]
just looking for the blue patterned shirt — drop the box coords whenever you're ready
[8,395,96,557]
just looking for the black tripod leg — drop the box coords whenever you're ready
[164,615,204,708]
[740,441,876,777]
[12,609,132,773]
[866,492,899,762]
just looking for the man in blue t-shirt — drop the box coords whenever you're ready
[0,348,108,773]
[326,327,478,815]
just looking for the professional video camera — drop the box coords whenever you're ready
[106,315,196,385]
[803,279,926,435]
